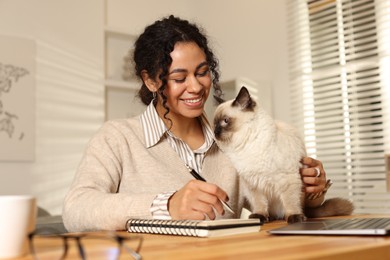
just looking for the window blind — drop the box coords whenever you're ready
[287,0,390,213]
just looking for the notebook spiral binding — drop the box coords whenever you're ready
[126,219,202,237]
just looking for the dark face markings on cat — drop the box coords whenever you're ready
[213,86,353,224]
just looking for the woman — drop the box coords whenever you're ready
[62,15,327,232]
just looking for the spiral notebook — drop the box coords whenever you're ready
[126,218,262,237]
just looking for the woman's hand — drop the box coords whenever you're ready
[300,157,327,194]
[168,180,229,220]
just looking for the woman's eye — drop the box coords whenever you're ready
[197,70,209,77]
[174,78,186,83]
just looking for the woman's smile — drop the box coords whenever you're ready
[181,94,204,107]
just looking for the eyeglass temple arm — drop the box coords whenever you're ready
[117,236,143,260]
[75,237,86,260]
[122,244,142,260]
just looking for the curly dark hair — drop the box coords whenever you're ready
[132,15,222,121]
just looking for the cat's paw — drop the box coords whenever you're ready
[287,214,307,223]
[249,213,269,223]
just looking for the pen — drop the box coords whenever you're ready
[185,164,235,214]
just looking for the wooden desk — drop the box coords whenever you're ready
[20,215,390,260]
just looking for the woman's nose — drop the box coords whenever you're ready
[186,75,203,93]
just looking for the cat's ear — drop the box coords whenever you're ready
[232,86,256,111]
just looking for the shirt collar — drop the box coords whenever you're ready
[140,102,167,148]
[140,101,215,149]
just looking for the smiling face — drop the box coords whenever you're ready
[156,42,212,122]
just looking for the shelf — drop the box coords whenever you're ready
[104,30,135,84]
[104,79,138,90]
[104,23,143,120]
[105,86,145,120]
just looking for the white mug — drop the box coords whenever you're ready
[0,195,37,259]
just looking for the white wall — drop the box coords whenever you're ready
[0,0,104,214]
[189,0,289,120]
[107,0,290,120]
[0,0,290,215]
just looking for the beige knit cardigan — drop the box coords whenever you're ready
[62,117,243,232]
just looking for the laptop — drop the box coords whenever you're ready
[268,217,390,236]
[35,215,68,234]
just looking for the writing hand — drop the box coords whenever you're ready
[168,180,229,220]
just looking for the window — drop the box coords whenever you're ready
[288,0,390,213]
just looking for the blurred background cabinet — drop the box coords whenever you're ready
[104,26,144,120]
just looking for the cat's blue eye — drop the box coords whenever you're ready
[221,117,230,127]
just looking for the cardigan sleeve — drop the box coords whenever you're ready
[62,120,160,232]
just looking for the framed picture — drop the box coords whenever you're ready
[0,36,36,161]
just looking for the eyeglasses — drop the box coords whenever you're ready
[28,228,143,260]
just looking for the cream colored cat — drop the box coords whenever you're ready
[214,86,353,223]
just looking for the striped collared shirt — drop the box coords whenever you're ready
[140,102,215,174]
[140,102,215,219]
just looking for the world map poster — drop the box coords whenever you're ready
[0,36,35,161]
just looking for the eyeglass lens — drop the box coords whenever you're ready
[31,235,142,260]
